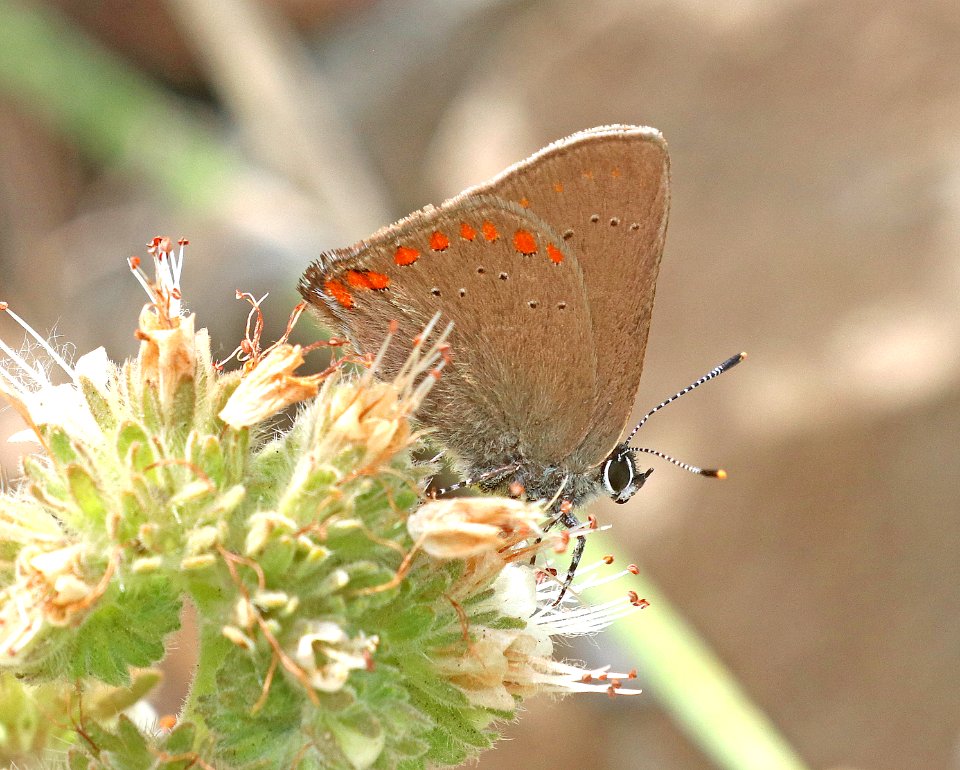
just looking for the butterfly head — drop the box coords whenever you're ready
[600,445,653,505]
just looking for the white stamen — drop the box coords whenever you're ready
[1,306,75,379]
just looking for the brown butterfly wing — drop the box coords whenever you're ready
[301,194,599,473]
[462,125,671,468]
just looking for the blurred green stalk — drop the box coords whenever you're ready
[586,540,810,770]
[0,1,241,209]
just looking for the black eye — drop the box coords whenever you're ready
[601,446,652,504]
[604,454,634,494]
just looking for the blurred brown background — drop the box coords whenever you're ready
[1,1,958,768]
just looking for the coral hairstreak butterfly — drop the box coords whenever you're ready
[300,125,742,598]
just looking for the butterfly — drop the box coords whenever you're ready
[300,124,739,599]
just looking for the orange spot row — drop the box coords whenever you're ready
[387,219,562,272]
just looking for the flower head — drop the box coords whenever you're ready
[0,237,648,770]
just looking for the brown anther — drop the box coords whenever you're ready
[430,368,442,379]
[149,236,173,254]
[627,590,639,604]
[536,567,558,583]
[602,554,614,565]
[628,668,638,679]
[607,685,617,698]
[128,257,140,270]
[627,563,640,574]
[554,530,570,552]
[388,319,399,334]
[598,672,608,681]
[559,499,573,515]
[581,674,593,683]
[158,714,177,731]
[177,238,190,246]
[635,597,650,609]
[587,514,599,529]
[610,679,622,689]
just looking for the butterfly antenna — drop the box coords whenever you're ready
[623,351,745,479]
[630,447,726,479]
[624,352,746,445]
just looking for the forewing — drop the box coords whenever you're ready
[301,194,598,472]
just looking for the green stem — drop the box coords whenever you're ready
[586,541,810,770]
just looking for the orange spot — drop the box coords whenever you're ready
[345,270,372,289]
[394,245,420,266]
[481,220,499,241]
[611,167,621,177]
[324,279,353,308]
[460,222,476,241]
[365,271,389,289]
[513,229,537,255]
[547,243,563,264]
[345,270,390,290]
[430,231,450,251]
[158,714,177,731]
[553,181,564,193]
[518,197,530,207]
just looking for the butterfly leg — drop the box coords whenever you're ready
[552,533,587,606]
[428,461,521,499]
[530,505,569,567]
[550,508,584,606]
